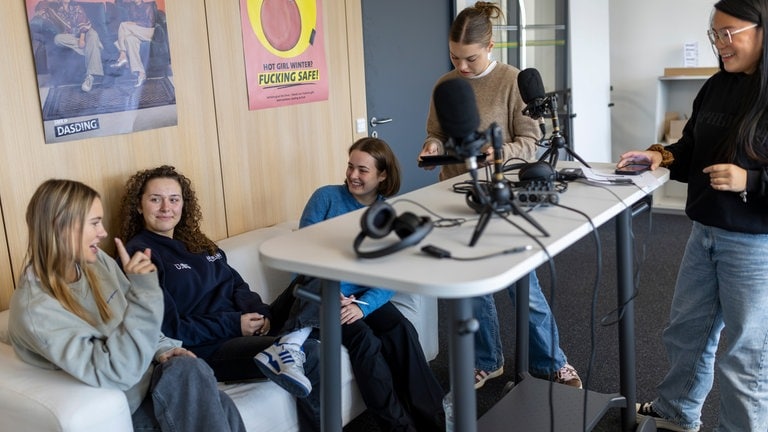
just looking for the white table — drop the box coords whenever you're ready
[260,162,669,432]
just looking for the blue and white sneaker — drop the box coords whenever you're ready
[254,342,311,398]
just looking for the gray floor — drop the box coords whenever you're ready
[345,211,722,431]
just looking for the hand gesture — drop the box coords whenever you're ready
[241,313,270,336]
[157,347,197,363]
[704,163,747,193]
[617,150,660,170]
[114,238,156,275]
[418,142,440,171]
[340,295,363,325]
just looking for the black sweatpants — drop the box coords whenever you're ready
[281,277,445,431]
[343,302,445,432]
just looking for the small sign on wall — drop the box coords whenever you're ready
[684,41,698,67]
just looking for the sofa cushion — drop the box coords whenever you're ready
[220,352,367,431]
[217,222,297,304]
[0,340,134,432]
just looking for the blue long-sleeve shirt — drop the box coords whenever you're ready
[299,184,394,316]
[125,230,270,359]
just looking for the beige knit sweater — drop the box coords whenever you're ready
[424,63,541,181]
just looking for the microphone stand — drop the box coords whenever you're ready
[537,93,591,169]
[468,123,549,247]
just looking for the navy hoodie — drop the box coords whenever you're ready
[125,230,271,359]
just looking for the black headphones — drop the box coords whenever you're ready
[354,201,433,259]
[518,161,556,184]
[465,180,514,213]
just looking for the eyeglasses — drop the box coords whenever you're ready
[707,23,758,45]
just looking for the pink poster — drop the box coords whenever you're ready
[239,0,329,110]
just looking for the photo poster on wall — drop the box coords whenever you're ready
[239,0,329,110]
[24,0,177,144]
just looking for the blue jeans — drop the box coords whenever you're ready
[131,356,246,431]
[473,271,567,376]
[653,222,768,431]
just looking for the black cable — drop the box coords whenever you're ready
[388,198,468,228]
[414,171,645,432]
[421,243,532,261]
[599,206,652,328]
[554,202,601,432]
[491,206,559,432]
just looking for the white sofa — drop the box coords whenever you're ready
[0,221,439,432]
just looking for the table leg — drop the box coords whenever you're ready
[616,208,638,431]
[320,279,342,432]
[514,274,531,384]
[448,298,478,432]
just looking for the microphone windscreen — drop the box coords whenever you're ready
[433,78,480,140]
[518,68,546,104]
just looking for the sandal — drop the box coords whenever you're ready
[474,366,504,389]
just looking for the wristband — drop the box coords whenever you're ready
[647,144,674,168]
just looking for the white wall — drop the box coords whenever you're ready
[609,1,716,160]
[570,0,612,162]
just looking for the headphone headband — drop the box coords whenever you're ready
[354,202,433,258]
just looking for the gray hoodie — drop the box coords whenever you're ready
[8,248,180,413]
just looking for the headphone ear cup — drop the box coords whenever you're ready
[465,183,489,214]
[354,204,434,259]
[360,201,396,239]
[392,212,421,238]
[518,161,556,183]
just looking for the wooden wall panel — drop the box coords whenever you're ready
[207,0,368,236]
[0,0,225,308]
[0,213,12,310]
[0,1,367,308]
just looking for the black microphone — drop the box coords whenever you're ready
[517,68,548,136]
[433,78,488,169]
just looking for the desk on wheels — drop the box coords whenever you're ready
[260,162,668,432]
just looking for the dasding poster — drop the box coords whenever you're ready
[25,0,177,144]
[239,0,329,110]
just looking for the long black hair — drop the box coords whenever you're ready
[715,0,768,163]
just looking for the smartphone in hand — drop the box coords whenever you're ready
[615,163,650,176]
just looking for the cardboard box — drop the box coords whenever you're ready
[662,112,678,141]
[665,117,687,143]
[664,67,719,77]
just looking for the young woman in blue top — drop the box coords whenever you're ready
[119,165,320,431]
[258,137,445,432]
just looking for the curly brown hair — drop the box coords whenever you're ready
[118,165,217,255]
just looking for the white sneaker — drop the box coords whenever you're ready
[135,73,146,87]
[255,342,311,398]
[636,402,699,432]
[81,74,94,92]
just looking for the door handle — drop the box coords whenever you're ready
[370,117,393,127]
